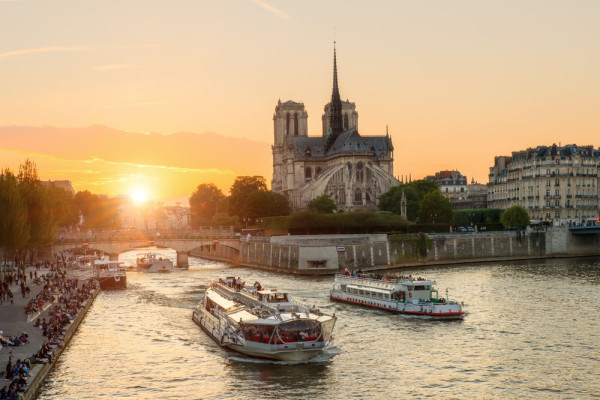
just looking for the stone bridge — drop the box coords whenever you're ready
[42,230,240,268]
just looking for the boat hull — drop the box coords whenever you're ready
[98,275,127,290]
[330,293,464,319]
[192,310,328,361]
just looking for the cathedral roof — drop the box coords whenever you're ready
[293,128,391,158]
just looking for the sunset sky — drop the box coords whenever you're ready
[1,1,599,204]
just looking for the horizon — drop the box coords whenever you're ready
[2,1,599,202]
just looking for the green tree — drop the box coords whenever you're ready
[228,176,267,217]
[0,169,29,271]
[309,194,337,213]
[418,191,453,224]
[17,159,54,253]
[244,190,290,220]
[189,183,225,228]
[380,180,438,221]
[500,205,529,228]
[270,191,291,216]
[47,186,79,227]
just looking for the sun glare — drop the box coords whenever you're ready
[131,187,149,205]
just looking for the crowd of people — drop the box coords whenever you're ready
[342,268,427,282]
[1,260,97,399]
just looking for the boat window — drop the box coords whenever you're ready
[240,323,275,344]
[413,285,430,290]
[277,320,321,343]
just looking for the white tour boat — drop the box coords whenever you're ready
[136,253,174,273]
[192,277,337,361]
[94,260,127,290]
[330,273,464,319]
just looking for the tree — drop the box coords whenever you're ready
[47,186,79,227]
[0,169,29,272]
[189,183,225,228]
[500,205,529,228]
[228,176,267,217]
[17,159,54,253]
[380,180,438,221]
[244,190,290,220]
[418,191,453,224]
[75,191,121,229]
[309,194,337,213]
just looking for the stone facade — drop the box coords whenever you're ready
[488,144,600,225]
[271,47,399,212]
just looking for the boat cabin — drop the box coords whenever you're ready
[258,290,289,304]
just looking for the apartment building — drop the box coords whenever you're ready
[488,144,599,225]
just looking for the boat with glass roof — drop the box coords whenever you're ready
[330,272,464,319]
[192,277,337,361]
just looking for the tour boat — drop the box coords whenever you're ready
[136,253,174,273]
[94,260,127,290]
[192,277,337,361]
[330,273,464,319]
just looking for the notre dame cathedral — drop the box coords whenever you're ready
[271,45,400,212]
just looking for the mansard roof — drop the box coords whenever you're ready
[293,127,391,158]
[512,144,600,161]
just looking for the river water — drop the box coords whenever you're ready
[37,249,600,399]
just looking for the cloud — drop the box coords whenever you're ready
[249,0,290,20]
[0,46,87,59]
[92,64,142,72]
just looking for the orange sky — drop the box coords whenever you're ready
[1,1,599,204]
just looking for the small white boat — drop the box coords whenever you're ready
[136,253,174,273]
[330,272,464,319]
[69,254,102,270]
[94,260,127,290]
[192,277,337,361]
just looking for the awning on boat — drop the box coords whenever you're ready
[237,316,281,326]
[228,310,258,323]
[347,284,392,295]
[206,290,236,310]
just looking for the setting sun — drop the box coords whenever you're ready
[131,187,149,205]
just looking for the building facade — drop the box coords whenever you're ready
[425,170,467,200]
[488,144,600,225]
[271,46,399,212]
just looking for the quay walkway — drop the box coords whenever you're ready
[0,266,98,399]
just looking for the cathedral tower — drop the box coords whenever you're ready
[271,100,308,194]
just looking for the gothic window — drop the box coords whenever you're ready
[356,162,364,182]
[354,189,362,203]
[305,167,312,180]
[343,114,349,130]
[285,113,290,135]
[365,192,371,202]
[316,167,322,176]
[294,113,299,136]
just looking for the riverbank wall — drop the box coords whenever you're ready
[23,287,99,400]
[190,226,600,274]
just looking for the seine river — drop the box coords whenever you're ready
[37,249,600,399]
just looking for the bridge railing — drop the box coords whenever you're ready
[53,227,237,244]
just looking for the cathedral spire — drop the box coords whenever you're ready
[326,42,344,149]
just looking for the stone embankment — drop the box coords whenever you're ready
[0,266,98,399]
[191,226,600,274]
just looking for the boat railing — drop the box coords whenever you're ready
[334,274,409,286]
